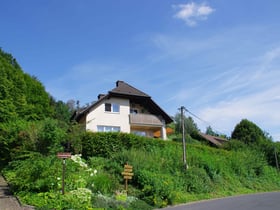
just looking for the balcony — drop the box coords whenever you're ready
[129,113,163,127]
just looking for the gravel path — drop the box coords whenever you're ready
[0,175,34,210]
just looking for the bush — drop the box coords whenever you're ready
[135,169,177,207]
[128,199,153,210]
[81,132,172,159]
[184,167,213,193]
[3,154,61,192]
[228,149,267,178]
[90,173,118,194]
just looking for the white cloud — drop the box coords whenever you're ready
[150,30,280,140]
[192,47,280,140]
[197,84,280,140]
[173,2,215,26]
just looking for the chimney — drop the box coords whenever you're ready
[116,80,124,87]
[98,94,106,99]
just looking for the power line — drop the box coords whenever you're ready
[182,107,226,135]
[185,108,211,126]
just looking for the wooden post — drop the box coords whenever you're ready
[180,106,187,170]
[122,163,133,193]
[62,159,66,195]
[125,179,128,191]
[57,152,71,195]
[275,147,279,171]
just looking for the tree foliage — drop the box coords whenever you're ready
[206,126,217,136]
[173,113,199,136]
[231,119,266,145]
[0,48,54,121]
[231,119,280,168]
[0,48,75,165]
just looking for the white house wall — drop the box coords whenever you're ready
[85,97,130,133]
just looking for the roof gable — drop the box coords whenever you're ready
[110,80,150,98]
[72,80,173,124]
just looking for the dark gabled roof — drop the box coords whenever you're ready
[110,80,150,98]
[198,132,228,147]
[72,80,173,124]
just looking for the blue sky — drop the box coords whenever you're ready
[1,0,280,140]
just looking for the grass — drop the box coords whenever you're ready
[2,134,280,209]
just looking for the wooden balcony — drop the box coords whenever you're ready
[129,113,163,127]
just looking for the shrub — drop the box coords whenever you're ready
[3,154,61,192]
[228,149,267,178]
[92,193,145,210]
[184,167,213,193]
[81,132,173,159]
[128,199,153,210]
[90,173,118,194]
[135,169,177,207]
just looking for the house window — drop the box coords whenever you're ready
[132,130,146,137]
[97,126,120,132]
[105,103,120,113]
[105,103,111,112]
[112,103,120,112]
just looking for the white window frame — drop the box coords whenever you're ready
[97,125,120,132]
[132,130,146,137]
[105,103,120,113]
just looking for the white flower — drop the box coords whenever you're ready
[70,154,88,168]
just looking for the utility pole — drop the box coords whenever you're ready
[274,147,279,171]
[180,106,187,170]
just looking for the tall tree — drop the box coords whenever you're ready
[23,74,54,120]
[231,119,266,145]
[206,126,217,136]
[52,99,72,123]
[0,48,54,121]
[174,113,199,136]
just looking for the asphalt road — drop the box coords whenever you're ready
[162,192,280,210]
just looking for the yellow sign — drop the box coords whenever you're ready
[124,164,133,169]
[122,172,134,176]
[122,164,133,191]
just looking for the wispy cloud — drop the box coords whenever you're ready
[148,25,280,140]
[173,2,215,26]
[197,84,280,139]
[193,47,280,140]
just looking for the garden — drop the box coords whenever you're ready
[2,132,280,209]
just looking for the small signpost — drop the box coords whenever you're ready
[57,152,71,195]
[57,152,71,159]
[121,163,133,192]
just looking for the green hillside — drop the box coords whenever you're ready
[2,132,280,209]
[0,48,54,121]
[0,49,73,165]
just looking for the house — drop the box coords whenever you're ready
[72,80,173,140]
[198,132,228,147]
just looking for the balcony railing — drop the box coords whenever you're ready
[129,113,163,126]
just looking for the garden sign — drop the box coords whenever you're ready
[57,152,71,195]
[121,163,133,191]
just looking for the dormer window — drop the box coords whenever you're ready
[105,103,120,113]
